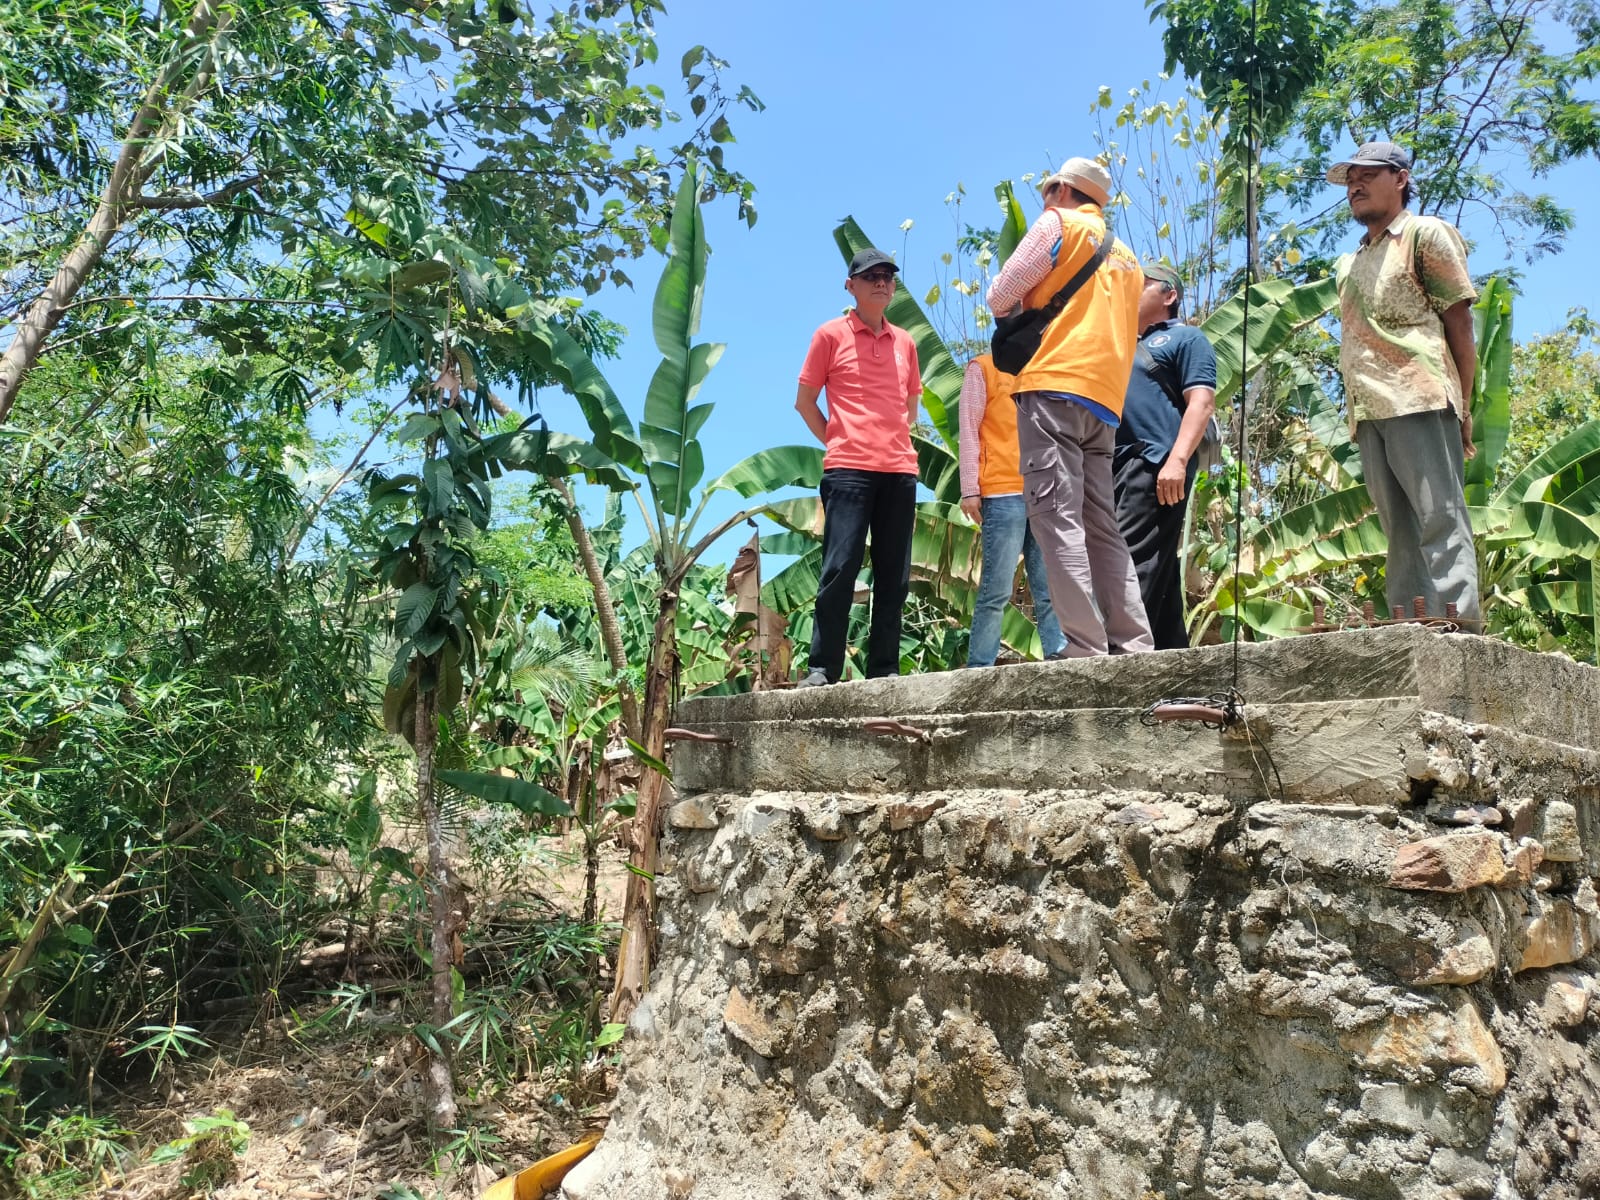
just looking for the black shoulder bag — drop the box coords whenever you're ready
[990,225,1115,375]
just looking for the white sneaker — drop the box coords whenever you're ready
[797,669,831,688]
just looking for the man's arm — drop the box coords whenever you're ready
[1441,299,1477,460]
[956,359,987,522]
[795,383,828,445]
[1157,386,1217,506]
[986,212,1064,318]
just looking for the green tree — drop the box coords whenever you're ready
[1146,0,1332,277]
[0,348,372,1146]
[0,0,760,420]
[1290,0,1600,260]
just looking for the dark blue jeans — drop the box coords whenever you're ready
[967,494,1067,665]
[809,469,917,682]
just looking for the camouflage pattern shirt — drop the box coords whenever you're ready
[1335,210,1476,433]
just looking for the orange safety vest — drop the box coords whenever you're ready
[1012,204,1142,417]
[973,354,1024,495]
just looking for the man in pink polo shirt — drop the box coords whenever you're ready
[794,248,923,686]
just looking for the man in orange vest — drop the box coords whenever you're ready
[985,158,1153,656]
[958,353,1066,665]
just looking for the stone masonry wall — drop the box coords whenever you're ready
[563,630,1600,1200]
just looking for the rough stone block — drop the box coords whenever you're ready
[1506,837,1546,884]
[1388,830,1512,892]
[1339,998,1507,1095]
[887,797,946,830]
[1517,883,1599,971]
[801,798,849,841]
[1400,924,1498,987]
[1537,800,1583,862]
[1360,1083,1468,1141]
[1541,970,1597,1028]
[722,986,784,1058]
[584,633,1600,1200]
[668,796,719,830]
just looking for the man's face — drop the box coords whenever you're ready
[1138,277,1176,328]
[847,267,897,311]
[1346,164,1407,223]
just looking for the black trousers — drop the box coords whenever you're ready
[809,468,917,681]
[1112,452,1190,651]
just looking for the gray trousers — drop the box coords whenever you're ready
[1356,408,1481,626]
[1016,392,1153,656]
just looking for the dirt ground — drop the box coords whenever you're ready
[89,829,628,1200]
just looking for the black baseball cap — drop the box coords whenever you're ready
[1142,261,1184,305]
[848,248,899,277]
[1326,141,1412,185]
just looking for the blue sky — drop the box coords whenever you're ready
[512,0,1600,563]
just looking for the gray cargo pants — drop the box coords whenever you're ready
[1016,392,1154,656]
[1356,407,1482,627]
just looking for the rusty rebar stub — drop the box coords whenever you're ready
[1146,702,1232,727]
[663,727,735,745]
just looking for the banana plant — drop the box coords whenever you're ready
[480,167,818,1021]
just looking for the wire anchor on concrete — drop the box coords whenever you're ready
[1139,689,1244,730]
[663,727,735,745]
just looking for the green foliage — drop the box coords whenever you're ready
[0,0,762,411]
[148,1109,250,1192]
[1290,0,1600,258]
[0,348,373,1143]
[4,1113,131,1200]
[1148,0,1331,150]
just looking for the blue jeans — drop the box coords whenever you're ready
[967,494,1067,666]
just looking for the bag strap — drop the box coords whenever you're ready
[1134,339,1185,413]
[1038,214,1116,320]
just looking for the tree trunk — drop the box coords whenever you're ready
[549,474,642,742]
[0,0,227,420]
[1244,135,1262,284]
[607,588,679,1023]
[414,682,459,1132]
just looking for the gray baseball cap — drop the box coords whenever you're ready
[1326,141,1412,186]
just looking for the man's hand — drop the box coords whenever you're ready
[1156,455,1188,506]
[960,496,983,525]
[1460,408,1476,460]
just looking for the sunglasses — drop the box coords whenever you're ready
[856,270,897,285]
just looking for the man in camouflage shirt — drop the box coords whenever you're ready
[1330,142,1481,627]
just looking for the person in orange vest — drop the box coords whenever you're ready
[985,158,1153,656]
[957,353,1066,665]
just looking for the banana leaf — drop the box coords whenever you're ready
[641,171,717,519]
[1464,276,1513,504]
[915,434,962,505]
[1205,275,1338,408]
[1493,419,1600,509]
[705,444,823,498]
[996,180,1029,267]
[479,428,635,492]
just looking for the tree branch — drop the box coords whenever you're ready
[126,174,265,211]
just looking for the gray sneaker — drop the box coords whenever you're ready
[797,668,831,688]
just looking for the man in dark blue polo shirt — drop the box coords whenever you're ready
[1112,263,1217,650]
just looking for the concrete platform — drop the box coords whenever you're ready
[670,628,1600,804]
